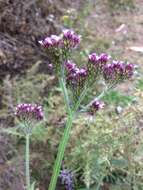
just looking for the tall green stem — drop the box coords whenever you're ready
[48,76,73,190]
[26,134,30,190]
[48,77,88,190]
[48,112,74,190]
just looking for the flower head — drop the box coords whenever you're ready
[60,169,74,190]
[88,53,110,65]
[90,100,105,114]
[125,63,134,78]
[65,60,77,73]
[103,60,134,85]
[66,62,87,103]
[38,35,61,48]
[62,29,81,48]
[98,53,111,63]
[15,103,44,123]
[66,66,87,87]
[88,53,99,63]
[87,53,111,83]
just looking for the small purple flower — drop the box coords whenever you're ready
[87,53,110,83]
[67,67,87,84]
[50,35,61,46]
[88,53,100,77]
[90,100,105,114]
[38,35,61,48]
[77,68,87,77]
[66,63,87,102]
[87,53,111,82]
[103,60,134,84]
[60,169,74,190]
[62,29,81,48]
[92,100,105,110]
[15,103,44,122]
[65,60,77,73]
[103,63,114,80]
[125,63,134,78]
[88,53,110,64]
[38,37,52,47]
[98,53,111,63]
[88,53,99,63]
[63,29,75,39]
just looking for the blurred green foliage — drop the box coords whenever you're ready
[103,90,135,106]
[136,79,143,90]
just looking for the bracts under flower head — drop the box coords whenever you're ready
[15,103,44,126]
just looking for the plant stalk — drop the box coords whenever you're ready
[48,76,73,190]
[26,134,30,190]
[48,112,74,190]
[48,77,88,190]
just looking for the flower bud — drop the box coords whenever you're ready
[62,29,81,48]
[98,53,111,63]
[38,35,61,48]
[66,63,87,102]
[90,100,105,114]
[87,53,111,83]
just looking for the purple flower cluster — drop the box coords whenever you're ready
[64,54,134,104]
[90,100,105,114]
[87,53,111,83]
[88,53,111,76]
[15,103,44,122]
[39,29,135,108]
[38,35,61,48]
[87,52,134,86]
[39,29,81,74]
[39,29,80,50]
[103,61,134,85]
[65,60,87,101]
[60,169,74,190]
[63,29,81,48]
[88,53,111,64]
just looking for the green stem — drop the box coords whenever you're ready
[26,134,30,190]
[81,85,113,112]
[48,78,88,190]
[48,112,74,190]
[59,77,71,114]
[48,76,73,190]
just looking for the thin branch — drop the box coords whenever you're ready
[80,84,114,112]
